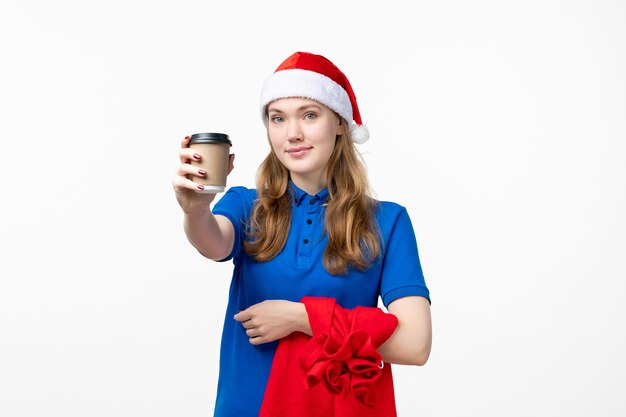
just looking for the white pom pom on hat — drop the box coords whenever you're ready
[260,52,370,144]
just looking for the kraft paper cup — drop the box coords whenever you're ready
[188,132,232,193]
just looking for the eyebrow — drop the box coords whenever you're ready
[267,104,322,114]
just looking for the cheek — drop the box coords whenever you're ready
[267,131,282,151]
[270,142,284,159]
[320,125,339,150]
[310,123,337,143]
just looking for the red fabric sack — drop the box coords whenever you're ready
[259,296,399,417]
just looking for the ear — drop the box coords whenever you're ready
[336,117,346,136]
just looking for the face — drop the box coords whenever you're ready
[267,97,344,188]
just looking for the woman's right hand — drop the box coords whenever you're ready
[172,135,235,215]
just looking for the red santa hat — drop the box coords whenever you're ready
[260,51,370,144]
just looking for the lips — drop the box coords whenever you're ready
[287,147,313,153]
[287,146,313,157]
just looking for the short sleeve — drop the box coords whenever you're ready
[211,186,256,264]
[379,206,431,308]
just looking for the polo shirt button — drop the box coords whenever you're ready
[303,239,309,244]
[309,199,316,205]
[306,219,312,225]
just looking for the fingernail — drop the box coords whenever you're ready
[185,135,190,140]
[197,185,204,190]
[193,153,201,160]
[198,169,206,176]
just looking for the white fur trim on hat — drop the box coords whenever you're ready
[260,69,353,127]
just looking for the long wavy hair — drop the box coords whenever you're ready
[243,117,381,275]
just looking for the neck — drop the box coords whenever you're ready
[290,173,326,195]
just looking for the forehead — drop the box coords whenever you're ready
[267,97,326,112]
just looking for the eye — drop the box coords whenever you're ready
[304,112,317,120]
[270,115,284,123]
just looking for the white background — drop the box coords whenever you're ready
[1,1,625,416]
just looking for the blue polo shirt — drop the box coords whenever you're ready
[211,182,430,417]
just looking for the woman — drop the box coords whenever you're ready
[173,51,432,416]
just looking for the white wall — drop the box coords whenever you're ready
[1,1,624,416]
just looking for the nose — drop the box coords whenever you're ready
[287,119,303,142]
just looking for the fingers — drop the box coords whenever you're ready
[249,336,265,345]
[245,325,266,345]
[179,134,202,164]
[233,315,271,345]
[172,175,206,193]
[241,320,256,330]
[177,162,206,179]
[233,309,251,322]
[176,136,205,192]
[245,327,261,337]
[234,308,265,344]
[172,161,207,192]
[236,316,266,344]
[179,147,202,165]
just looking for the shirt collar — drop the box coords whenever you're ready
[289,181,329,207]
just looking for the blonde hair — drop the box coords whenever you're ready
[244,119,381,275]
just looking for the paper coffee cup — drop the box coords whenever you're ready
[188,132,232,193]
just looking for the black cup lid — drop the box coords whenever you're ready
[189,132,232,146]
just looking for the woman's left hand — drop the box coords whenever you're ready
[234,300,311,345]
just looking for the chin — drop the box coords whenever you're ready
[283,161,316,173]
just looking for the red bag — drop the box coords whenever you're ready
[259,297,399,417]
